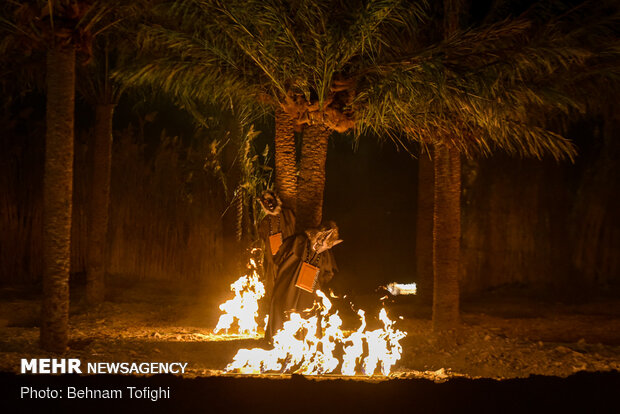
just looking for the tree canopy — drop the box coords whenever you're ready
[120,0,619,161]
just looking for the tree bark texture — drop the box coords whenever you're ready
[432,143,461,330]
[415,148,434,305]
[274,108,297,213]
[41,46,75,353]
[429,0,465,331]
[86,104,114,305]
[295,124,330,232]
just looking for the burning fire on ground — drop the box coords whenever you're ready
[219,290,406,376]
[212,259,265,338]
[213,260,410,376]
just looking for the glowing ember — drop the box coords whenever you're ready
[225,290,407,376]
[213,259,265,336]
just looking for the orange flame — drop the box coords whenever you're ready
[213,259,265,336]
[226,290,407,376]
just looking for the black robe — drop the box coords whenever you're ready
[258,208,295,296]
[265,233,337,341]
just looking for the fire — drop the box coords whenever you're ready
[213,259,266,336]
[225,290,407,376]
[386,282,417,296]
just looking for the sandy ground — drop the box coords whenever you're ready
[1,280,620,381]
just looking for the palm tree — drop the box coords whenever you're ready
[119,0,425,230]
[79,36,122,306]
[1,0,137,351]
[354,0,620,329]
[431,0,464,331]
[78,3,149,306]
[432,142,461,329]
[1,0,92,352]
[42,42,75,353]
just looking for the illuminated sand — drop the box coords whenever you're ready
[1,280,620,380]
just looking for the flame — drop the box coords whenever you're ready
[386,282,417,296]
[213,259,265,336]
[226,290,407,376]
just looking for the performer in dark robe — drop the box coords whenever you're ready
[265,221,341,342]
[257,191,295,296]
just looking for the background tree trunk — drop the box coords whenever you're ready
[416,148,434,305]
[432,143,461,330]
[430,0,464,331]
[86,104,114,305]
[41,46,76,353]
[296,124,330,232]
[274,108,297,212]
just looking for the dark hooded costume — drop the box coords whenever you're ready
[265,224,340,341]
[257,192,295,296]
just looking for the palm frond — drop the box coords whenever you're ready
[114,0,619,161]
[353,1,619,160]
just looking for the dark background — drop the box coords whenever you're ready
[1,95,619,303]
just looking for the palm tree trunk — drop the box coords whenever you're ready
[416,148,434,305]
[275,108,297,212]
[296,124,330,232]
[432,143,461,330]
[86,104,114,305]
[41,46,76,353]
[429,0,464,331]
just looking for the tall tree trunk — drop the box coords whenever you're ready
[274,108,297,212]
[86,104,114,305]
[295,124,330,232]
[41,46,76,353]
[430,0,464,331]
[432,143,461,330]
[415,148,434,305]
